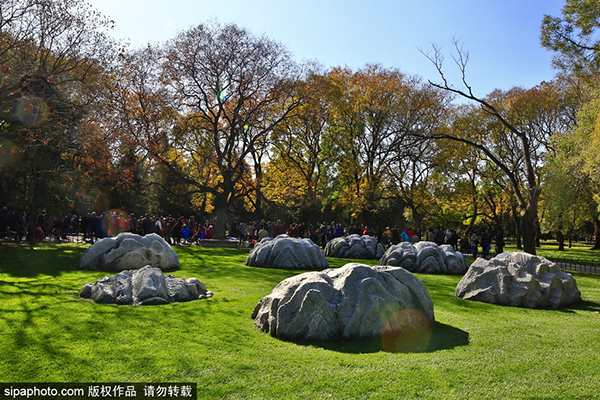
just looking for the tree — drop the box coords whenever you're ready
[0,0,115,242]
[421,42,579,254]
[325,65,393,225]
[94,45,177,215]
[579,96,600,249]
[541,0,600,76]
[543,92,600,250]
[385,81,452,231]
[156,21,303,239]
[432,110,488,235]
[325,64,450,227]
[386,134,441,231]
[541,1,600,249]
[542,131,598,248]
[265,71,332,225]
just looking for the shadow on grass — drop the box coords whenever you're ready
[176,246,302,284]
[559,299,600,313]
[0,243,86,278]
[299,321,469,354]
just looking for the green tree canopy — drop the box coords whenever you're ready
[541,0,600,76]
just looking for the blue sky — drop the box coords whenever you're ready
[87,0,565,100]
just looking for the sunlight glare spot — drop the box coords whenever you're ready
[15,96,49,126]
[381,309,432,353]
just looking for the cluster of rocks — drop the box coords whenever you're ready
[378,242,468,275]
[456,252,581,309]
[78,233,179,271]
[78,234,212,306]
[75,233,583,351]
[250,249,582,351]
[324,234,384,259]
[245,235,329,270]
[80,265,213,305]
[252,263,434,347]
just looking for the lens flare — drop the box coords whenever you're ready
[0,138,20,167]
[98,209,129,237]
[15,96,49,126]
[217,88,230,103]
[381,309,432,353]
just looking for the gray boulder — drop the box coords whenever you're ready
[245,234,328,270]
[80,265,212,305]
[324,234,384,259]
[252,263,434,349]
[455,252,581,309]
[378,242,467,274]
[78,233,179,271]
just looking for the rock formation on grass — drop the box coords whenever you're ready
[378,242,468,274]
[245,234,328,270]
[324,234,384,259]
[455,252,581,309]
[78,233,179,271]
[80,265,212,305]
[252,263,434,351]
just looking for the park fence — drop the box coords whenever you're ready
[551,258,600,274]
[460,250,600,274]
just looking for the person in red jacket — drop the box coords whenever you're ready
[206,225,215,239]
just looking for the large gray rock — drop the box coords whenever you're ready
[78,233,179,271]
[324,234,384,259]
[378,242,467,274]
[252,263,434,350]
[455,252,581,309]
[79,265,212,305]
[245,234,328,270]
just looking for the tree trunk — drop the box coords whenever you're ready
[254,193,263,222]
[214,196,228,240]
[557,230,565,251]
[362,182,378,229]
[593,219,600,250]
[254,168,264,221]
[411,207,422,231]
[520,203,537,255]
[511,204,522,250]
[463,201,478,237]
[198,195,207,225]
[27,208,37,246]
[308,196,321,229]
[362,208,373,230]
[535,219,541,248]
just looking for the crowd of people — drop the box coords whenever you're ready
[230,220,504,257]
[461,228,505,258]
[226,219,425,249]
[0,206,504,256]
[0,208,219,245]
[66,211,220,245]
[0,207,30,242]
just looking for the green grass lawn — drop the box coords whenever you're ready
[1,243,600,399]
[505,244,600,263]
